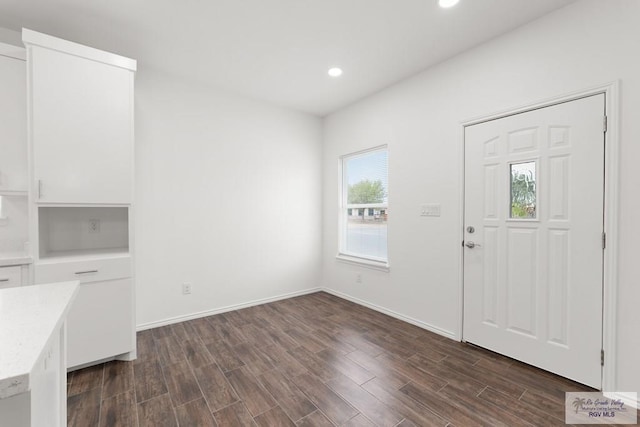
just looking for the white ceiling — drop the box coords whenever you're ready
[0,0,575,116]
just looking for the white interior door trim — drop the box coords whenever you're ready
[0,41,25,61]
[458,81,620,393]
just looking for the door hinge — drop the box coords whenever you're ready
[602,232,606,250]
[603,115,608,133]
[601,349,605,366]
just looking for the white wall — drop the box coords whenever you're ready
[0,27,22,47]
[135,69,323,327]
[321,0,640,394]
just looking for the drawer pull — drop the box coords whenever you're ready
[0,279,9,282]
[75,270,98,275]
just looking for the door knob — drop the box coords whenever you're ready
[465,241,481,248]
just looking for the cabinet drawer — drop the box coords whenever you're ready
[35,256,131,285]
[0,266,21,289]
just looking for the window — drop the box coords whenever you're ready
[339,146,389,268]
[510,161,537,219]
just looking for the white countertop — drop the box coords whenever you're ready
[0,255,33,267]
[0,281,79,399]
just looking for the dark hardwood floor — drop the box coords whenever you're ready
[66,291,623,426]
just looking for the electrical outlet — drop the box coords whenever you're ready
[182,283,192,295]
[356,273,362,283]
[88,219,100,233]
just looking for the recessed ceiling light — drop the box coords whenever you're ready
[328,67,343,77]
[439,0,459,8]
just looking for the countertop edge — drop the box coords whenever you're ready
[0,281,80,398]
[0,373,29,399]
[0,256,33,267]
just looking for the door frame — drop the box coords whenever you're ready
[458,81,620,392]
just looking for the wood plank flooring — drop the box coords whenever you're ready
[67,291,628,426]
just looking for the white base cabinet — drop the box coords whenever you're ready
[35,256,134,368]
[66,278,133,368]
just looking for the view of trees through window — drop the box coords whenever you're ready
[348,179,385,203]
[341,148,388,262]
[510,161,536,218]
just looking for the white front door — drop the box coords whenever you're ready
[463,94,605,389]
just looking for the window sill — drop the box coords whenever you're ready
[335,253,390,272]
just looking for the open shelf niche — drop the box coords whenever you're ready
[38,206,129,260]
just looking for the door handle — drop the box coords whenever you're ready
[465,241,481,249]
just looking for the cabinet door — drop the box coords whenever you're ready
[66,278,134,368]
[0,55,27,192]
[30,45,133,204]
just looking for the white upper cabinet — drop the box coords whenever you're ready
[23,29,136,204]
[0,52,27,193]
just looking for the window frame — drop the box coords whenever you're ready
[337,145,390,271]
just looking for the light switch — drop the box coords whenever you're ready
[420,203,441,217]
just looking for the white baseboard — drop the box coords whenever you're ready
[136,287,322,331]
[321,288,457,340]
[137,286,456,342]
[604,391,639,410]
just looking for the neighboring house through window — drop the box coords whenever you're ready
[338,146,389,269]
